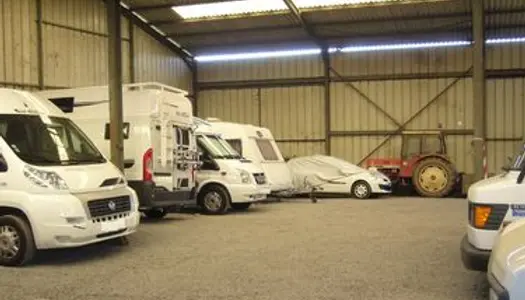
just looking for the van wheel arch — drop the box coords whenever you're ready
[197,183,231,215]
[0,206,33,229]
[0,206,36,266]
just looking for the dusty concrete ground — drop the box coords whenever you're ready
[1,197,488,300]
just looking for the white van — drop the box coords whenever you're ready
[487,218,525,300]
[193,117,271,214]
[205,118,294,198]
[0,88,140,266]
[36,83,199,220]
[461,144,525,272]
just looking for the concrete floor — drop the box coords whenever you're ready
[1,197,489,300]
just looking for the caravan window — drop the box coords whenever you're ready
[226,139,242,156]
[175,127,190,145]
[255,139,279,161]
[104,122,130,140]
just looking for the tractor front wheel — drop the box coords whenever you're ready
[413,157,456,198]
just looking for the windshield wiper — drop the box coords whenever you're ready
[61,157,106,164]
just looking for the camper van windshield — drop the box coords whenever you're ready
[510,147,525,171]
[197,135,241,159]
[0,114,105,166]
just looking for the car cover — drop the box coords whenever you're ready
[286,155,369,193]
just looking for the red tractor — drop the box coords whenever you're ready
[366,131,459,197]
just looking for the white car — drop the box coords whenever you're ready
[488,218,525,300]
[287,155,392,199]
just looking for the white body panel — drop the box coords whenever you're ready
[488,218,525,299]
[466,171,525,251]
[205,119,294,195]
[0,88,140,250]
[194,118,271,203]
[36,83,198,208]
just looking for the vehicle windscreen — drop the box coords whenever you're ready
[510,147,525,171]
[197,134,241,159]
[0,114,106,166]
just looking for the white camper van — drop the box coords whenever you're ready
[193,118,271,214]
[461,144,525,272]
[36,83,199,219]
[205,118,294,197]
[0,88,140,266]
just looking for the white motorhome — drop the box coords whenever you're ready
[487,218,525,300]
[193,117,271,214]
[36,83,199,219]
[205,118,294,197]
[461,144,525,272]
[0,88,140,266]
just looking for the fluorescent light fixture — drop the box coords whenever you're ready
[131,11,148,23]
[294,0,402,9]
[340,40,471,52]
[195,48,322,62]
[150,25,166,36]
[487,37,525,44]
[119,2,130,9]
[195,37,525,62]
[172,0,287,19]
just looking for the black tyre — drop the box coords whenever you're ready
[231,203,251,210]
[0,215,36,267]
[413,157,457,197]
[351,180,372,199]
[144,208,168,219]
[198,185,230,215]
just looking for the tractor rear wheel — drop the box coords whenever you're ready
[413,157,456,198]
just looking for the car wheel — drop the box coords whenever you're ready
[0,215,36,267]
[351,180,372,199]
[144,208,168,219]
[231,203,251,210]
[198,185,229,215]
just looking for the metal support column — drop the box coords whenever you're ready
[322,49,331,155]
[106,0,124,170]
[128,19,135,83]
[191,64,198,116]
[472,0,487,181]
[36,0,44,89]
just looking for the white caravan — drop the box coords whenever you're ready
[205,118,294,197]
[36,83,199,219]
[487,218,525,300]
[193,117,271,214]
[0,88,140,266]
[461,143,525,272]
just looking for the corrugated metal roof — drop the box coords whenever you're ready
[124,0,525,54]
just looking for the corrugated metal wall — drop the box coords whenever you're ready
[0,0,191,91]
[197,44,525,173]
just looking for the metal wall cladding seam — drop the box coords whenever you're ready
[486,43,525,70]
[133,25,191,91]
[330,78,472,132]
[486,77,525,174]
[277,141,326,160]
[260,86,325,140]
[0,0,39,87]
[42,0,130,39]
[197,89,259,124]
[330,47,471,77]
[43,24,131,87]
[197,55,324,82]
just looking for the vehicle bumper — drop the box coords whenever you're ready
[488,272,510,300]
[229,184,271,203]
[371,183,392,194]
[27,187,141,250]
[128,180,197,209]
[461,234,491,271]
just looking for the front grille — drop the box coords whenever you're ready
[91,212,130,223]
[253,173,267,185]
[468,202,509,230]
[87,196,131,218]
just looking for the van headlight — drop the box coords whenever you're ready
[23,165,69,190]
[237,169,251,184]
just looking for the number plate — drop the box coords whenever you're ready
[100,218,126,233]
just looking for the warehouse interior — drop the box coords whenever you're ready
[1,0,525,299]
